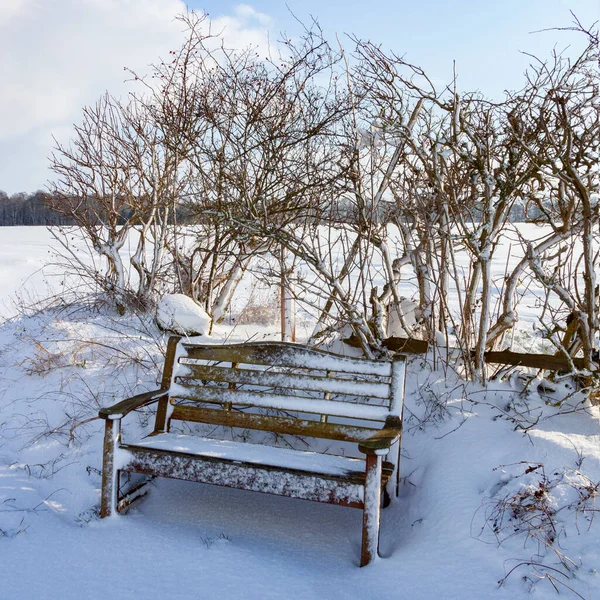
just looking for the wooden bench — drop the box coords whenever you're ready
[98,337,406,566]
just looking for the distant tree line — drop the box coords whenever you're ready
[0,190,75,226]
[0,187,541,228]
[0,190,206,227]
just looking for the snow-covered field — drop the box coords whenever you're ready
[1,227,599,599]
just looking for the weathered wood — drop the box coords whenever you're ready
[343,335,429,355]
[361,453,383,567]
[181,342,393,377]
[358,425,402,454]
[98,339,406,566]
[561,317,579,353]
[155,335,181,432]
[320,370,333,423]
[161,336,182,387]
[171,383,392,421]
[387,359,405,500]
[116,479,153,513]
[99,389,168,420]
[480,350,589,371]
[170,405,379,442]
[223,361,239,412]
[389,441,401,500]
[389,359,406,416]
[177,363,391,400]
[383,337,429,354]
[120,445,369,508]
[100,418,120,518]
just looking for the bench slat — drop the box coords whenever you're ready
[175,363,391,400]
[181,342,393,377]
[170,405,380,442]
[170,382,391,421]
[119,445,366,507]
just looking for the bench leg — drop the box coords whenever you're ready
[384,442,401,504]
[100,418,120,518]
[382,489,391,509]
[361,453,383,567]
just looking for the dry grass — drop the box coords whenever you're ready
[18,340,87,376]
[234,287,280,326]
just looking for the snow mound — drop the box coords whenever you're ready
[156,294,211,336]
[387,297,418,337]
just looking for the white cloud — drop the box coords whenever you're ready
[0,0,32,28]
[232,4,273,26]
[203,4,273,53]
[0,1,273,193]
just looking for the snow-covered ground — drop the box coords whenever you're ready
[1,227,599,599]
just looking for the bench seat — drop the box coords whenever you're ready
[126,433,393,478]
[120,433,394,507]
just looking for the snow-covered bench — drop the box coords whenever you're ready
[98,337,406,566]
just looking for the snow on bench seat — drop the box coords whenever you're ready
[126,433,367,477]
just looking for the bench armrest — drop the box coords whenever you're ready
[99,389,169,420]
[358,422,402,455]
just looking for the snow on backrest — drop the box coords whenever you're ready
[180,341,393,376]
[168,341,405,423]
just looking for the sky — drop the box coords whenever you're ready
[0,0,598,195]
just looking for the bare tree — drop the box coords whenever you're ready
[49,92,186,311]
[491,38,600,369]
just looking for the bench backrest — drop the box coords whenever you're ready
[156,337,405,446]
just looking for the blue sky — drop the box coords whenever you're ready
[188,0,598,96]
[0,0,597,194]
